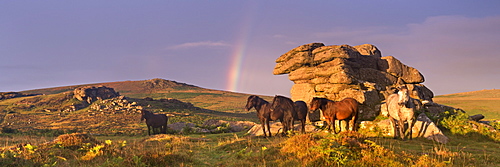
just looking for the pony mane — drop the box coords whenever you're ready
[249,95,268,104]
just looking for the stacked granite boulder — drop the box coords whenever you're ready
[273,43,433,120]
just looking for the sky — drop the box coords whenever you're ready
[1,1,500,96]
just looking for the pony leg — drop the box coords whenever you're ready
[332,119,338,134]
[322,121,329,131]
[338,120,342,133]
[411,118,417,139]
[301,119,306,134]
[164,119,168,134]
[276,119,288,136]
[280,120,286,136]
[147,126,151,136]
[266,120,272,137]
[323,120,332,132]
[398,121,405,140]
[407,121,412,139]
[345,120,350,132]
[406,118,416,140]
[352,114,358,132]
[402,122,408,139]
[283,117,292,134]
[261,119,267,137]
[389,117,398,139]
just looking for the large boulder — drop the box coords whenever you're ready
[360,113,449,144]
[290,83,316,103]
[274,43,324,75]
[354,44,382,58]
[378,56,425,84]
[274,43,432,120]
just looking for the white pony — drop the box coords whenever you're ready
[387,85,417,139]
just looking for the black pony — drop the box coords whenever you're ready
[270,95,296,134]
[141,110,169,135]
[245,95,283,137]
[294,100,308,133]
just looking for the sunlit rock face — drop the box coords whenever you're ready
[74,85,120,104]
[274,43,433,120]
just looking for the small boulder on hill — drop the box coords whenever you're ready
[0,92,39,100]
[73,86,120,104]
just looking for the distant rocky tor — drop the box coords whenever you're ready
[273,43,434,120]
[73,85,121,104]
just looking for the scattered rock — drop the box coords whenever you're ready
[168,122,196,132]
[247,122,319,136]
[470,114,485,122]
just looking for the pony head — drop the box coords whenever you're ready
[309,97,327,113]
[140,110,151,121]
[270,95,292,112]
[397,85,410,105]
[245,95,258,112]
[269,95,279,112]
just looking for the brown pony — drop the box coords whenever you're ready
[245,95,283,137]
[294,101,308,133]
[309,97,359,134]
[141,110,168,135]
[270,95,296,134]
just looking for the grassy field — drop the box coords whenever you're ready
[1,130,499,166]
[434,89,500,120]
[1,79,499,166]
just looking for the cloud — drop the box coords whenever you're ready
[302,15,500,94]
[167,41,231,50]
[272,34,286,38]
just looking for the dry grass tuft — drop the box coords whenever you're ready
[52,133,100,147]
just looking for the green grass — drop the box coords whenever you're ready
[2,79,499,166]
[2,131,499,166]
[434,89,500,120]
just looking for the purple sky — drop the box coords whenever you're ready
[1,1,499,96]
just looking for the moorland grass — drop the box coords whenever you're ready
[2,130,499,166]
[434,89,500,120]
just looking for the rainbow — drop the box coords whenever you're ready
[226,2,257,92]
[226,40,247,92]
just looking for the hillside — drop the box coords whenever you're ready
[21,78,273,113]
[0,78,273,135]
[1,79,500,166]
[434,89,500,120]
